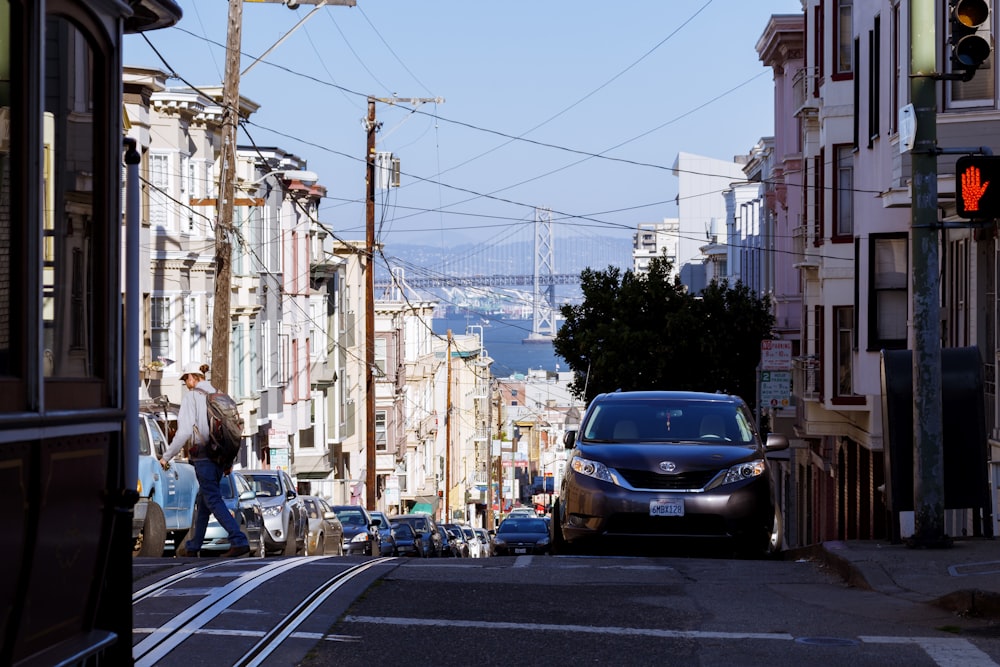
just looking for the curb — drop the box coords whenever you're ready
[784,544,1000,620]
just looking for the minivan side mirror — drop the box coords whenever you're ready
[765,432,790,452]
[563,430,576,447]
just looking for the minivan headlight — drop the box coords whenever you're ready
[570,455,615,483]
[723,459,766,484]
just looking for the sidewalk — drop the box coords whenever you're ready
[788,537,1000,619]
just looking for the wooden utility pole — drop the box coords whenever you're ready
[364,96,443,509]
[211,0,243,393]
[365,98,378,508]
[445,330,453,522]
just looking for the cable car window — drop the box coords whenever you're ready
[0,0,16,388]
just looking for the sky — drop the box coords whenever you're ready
[125,0,804,258]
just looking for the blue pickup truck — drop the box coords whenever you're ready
[133,410,199,556]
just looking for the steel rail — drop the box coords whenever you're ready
[133,557,395,666]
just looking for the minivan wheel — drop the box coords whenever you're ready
[549,500,566,554]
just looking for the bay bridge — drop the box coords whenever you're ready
[376,209,633,338]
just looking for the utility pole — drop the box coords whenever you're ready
[445,330,453,523]
[364,96,443,509]
[211,0,243,393]
[212,0,355,394]
[909,0,947,547]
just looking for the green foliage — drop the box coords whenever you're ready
[553,257,775,405]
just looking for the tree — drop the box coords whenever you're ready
[553,258,774,405]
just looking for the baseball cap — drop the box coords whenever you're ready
[180,361,207,380]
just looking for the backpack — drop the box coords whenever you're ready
[194,388,244,468]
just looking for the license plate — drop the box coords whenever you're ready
[650,499,684,517]
[514,547,527,554]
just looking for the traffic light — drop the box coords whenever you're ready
[956,155,1000,218]
[950,0,993,80]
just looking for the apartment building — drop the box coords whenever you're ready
[751,1,1000,546]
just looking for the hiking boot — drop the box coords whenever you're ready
[176,545,199,558]
[223,544,250,558]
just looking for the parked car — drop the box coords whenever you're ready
[370,511,397,556]
[390,513,443,557]
[493,517,551,555]
[388,520,425,557]
[133,411,199,557]
[301,495,344,556]
[201,471,265,557]
[460,525,485,558]
[241,469,308,556]
[551,390,789,557]
[474,527,493,557]
[330,505,381,556]
[443,523,470,557]
[437,525,462,557]
[506,507,538,519]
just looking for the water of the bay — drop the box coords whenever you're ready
[432,313,564,378]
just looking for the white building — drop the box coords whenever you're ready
[672,152,748,292]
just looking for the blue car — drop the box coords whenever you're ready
[370,511,397,556]
[388,520,425,557]
[331,505,381,556]
[134,411,198,557]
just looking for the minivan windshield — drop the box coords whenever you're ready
[581,399,755,444]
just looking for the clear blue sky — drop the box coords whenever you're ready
[125,0,803,254]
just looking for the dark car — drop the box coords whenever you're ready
[390,513,443,557]
[370,511,397,556]
[242,469,308,556]
[301,495,344,556]
[551,391,789,557]
[201,471,265,557]
[330,504,381,556]
[442,523,470,557]
[438,525,464,557]
[493,517,551,555]
[388,520,425,557]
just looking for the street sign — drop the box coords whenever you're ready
[761,370,792,407]
[760,340,793,370]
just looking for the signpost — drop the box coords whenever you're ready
[759,341,793,420]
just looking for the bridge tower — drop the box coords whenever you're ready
[526,207,556,342]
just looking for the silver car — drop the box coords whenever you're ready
[241,469,307,556]
[202,471,265,557]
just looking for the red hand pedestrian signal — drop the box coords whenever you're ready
[961,165,990,212]
[956,156,1000,219]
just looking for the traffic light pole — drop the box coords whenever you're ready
[909,0,948,548]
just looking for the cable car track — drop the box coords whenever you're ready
[133,557,396,666]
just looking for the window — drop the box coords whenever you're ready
[0,0,16,392]
[868,17,880,145]
[375,410,387,451]
[835,0,854,77]
[834,145,854,239]
[151,296,171,362]
[834,306,855,397]
[42,15,103,382]
[869,235,908,350]
[375,337,387,376]
[186,296,200,364]
[149,153,169,229]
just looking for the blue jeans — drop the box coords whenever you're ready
[185,458,248,551]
